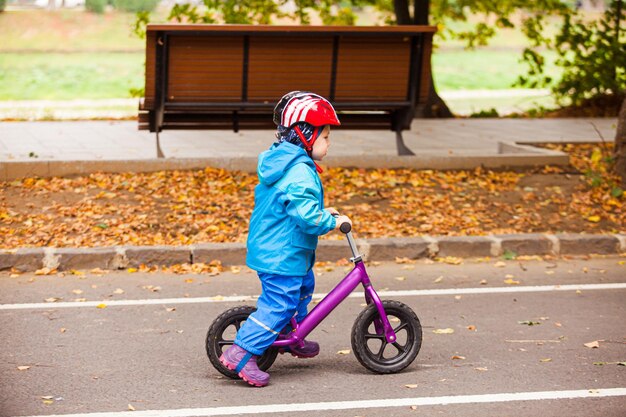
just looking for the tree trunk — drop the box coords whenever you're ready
[412,0,454,118]
[614,96,626,187]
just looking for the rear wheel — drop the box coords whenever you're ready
[351,300,422,374]
[206,306,279,379]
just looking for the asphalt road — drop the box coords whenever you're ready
[1,256,625,417]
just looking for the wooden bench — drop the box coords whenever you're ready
[139,24,436,157]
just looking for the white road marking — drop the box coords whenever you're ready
[1,283,625,311]
[15,388,626,417]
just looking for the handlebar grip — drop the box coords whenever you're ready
[339,222,352,234]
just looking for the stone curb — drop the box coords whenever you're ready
[1,233,624,272]
[0,143,568,181]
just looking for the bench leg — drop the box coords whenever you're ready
[395,131,415,156]
[156,131,165,158]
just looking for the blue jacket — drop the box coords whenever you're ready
[246,142,337,275]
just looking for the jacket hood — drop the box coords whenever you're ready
[257,142,315,186]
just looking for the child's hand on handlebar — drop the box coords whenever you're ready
[334,215,352,229]
[326,207,340,216]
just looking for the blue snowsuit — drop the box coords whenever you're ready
[234,141,337,355]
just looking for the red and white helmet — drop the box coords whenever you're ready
[274,91,341,128]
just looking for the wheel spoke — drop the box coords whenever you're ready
[394,322,408,333]
[218,340,234,347]
[365,332,386,340]
[392,341,406,353]
[377,342,388,360]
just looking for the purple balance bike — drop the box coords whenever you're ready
[206,220,423,376]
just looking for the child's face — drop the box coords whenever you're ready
[311,126,331,161]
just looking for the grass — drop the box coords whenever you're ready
[0,9,566,116]
[0,10,144,51]
[0,52,144,100]
[433,49,559,91]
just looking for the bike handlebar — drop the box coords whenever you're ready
[331,213,352,234]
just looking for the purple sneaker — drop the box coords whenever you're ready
[280,340,320,358]
[219,345,270,387]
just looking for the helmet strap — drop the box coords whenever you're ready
[294,125,323,174]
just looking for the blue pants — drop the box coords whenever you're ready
[234,270,315,356]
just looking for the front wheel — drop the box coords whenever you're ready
[351,300,422,374]
[206,306,279,379]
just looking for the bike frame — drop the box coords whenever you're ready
[271,230,397,349]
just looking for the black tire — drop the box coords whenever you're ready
[205,306,279,379]
[351,300,422,374]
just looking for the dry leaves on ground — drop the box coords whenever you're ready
[0,144,623,249]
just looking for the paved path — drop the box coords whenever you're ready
[1,258,625,416]
[0,118,617,180]
[0,118,616,162]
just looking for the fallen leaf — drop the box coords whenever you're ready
[184,278,194,283]
[113,288,125,294]
[479,279,488,285]
[475,367,488,371]
[394,257,414,264]
[587,215,601,223]
[410,405,418,410]
[405,384,418,388]
[540,358,552,362]
[395,276,406,281]
[337,349,351,355]
[60,328,67,333]
[127,268,138,273]
[467,325,476,331]
[454,295,462,300]
[545,270,555,275]
[451,355,466,360]
[17,366,30,371]
[71,289,83,295]
[230,266,241,274]
[44,297,61,303]
[504,278,520,285]
[584,341,600,349]
[90,268,108,274]
[402,265,415,270]
[96,303,107,309]
[518,321,541,326]
[128,404,136,411]
[437,256,463,265]
[433,328,454,334]
[166,307,176,312]
[494,261,507,268]
[434,276,443,283]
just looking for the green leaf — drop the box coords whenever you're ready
[503,250,517,260]
[610,187,623,198]
[518,321,541,326]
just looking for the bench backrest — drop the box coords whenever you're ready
[141,24,435,132]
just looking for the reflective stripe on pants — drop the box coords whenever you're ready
[234,269,315,356]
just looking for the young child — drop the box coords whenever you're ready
[220,91,351,387]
